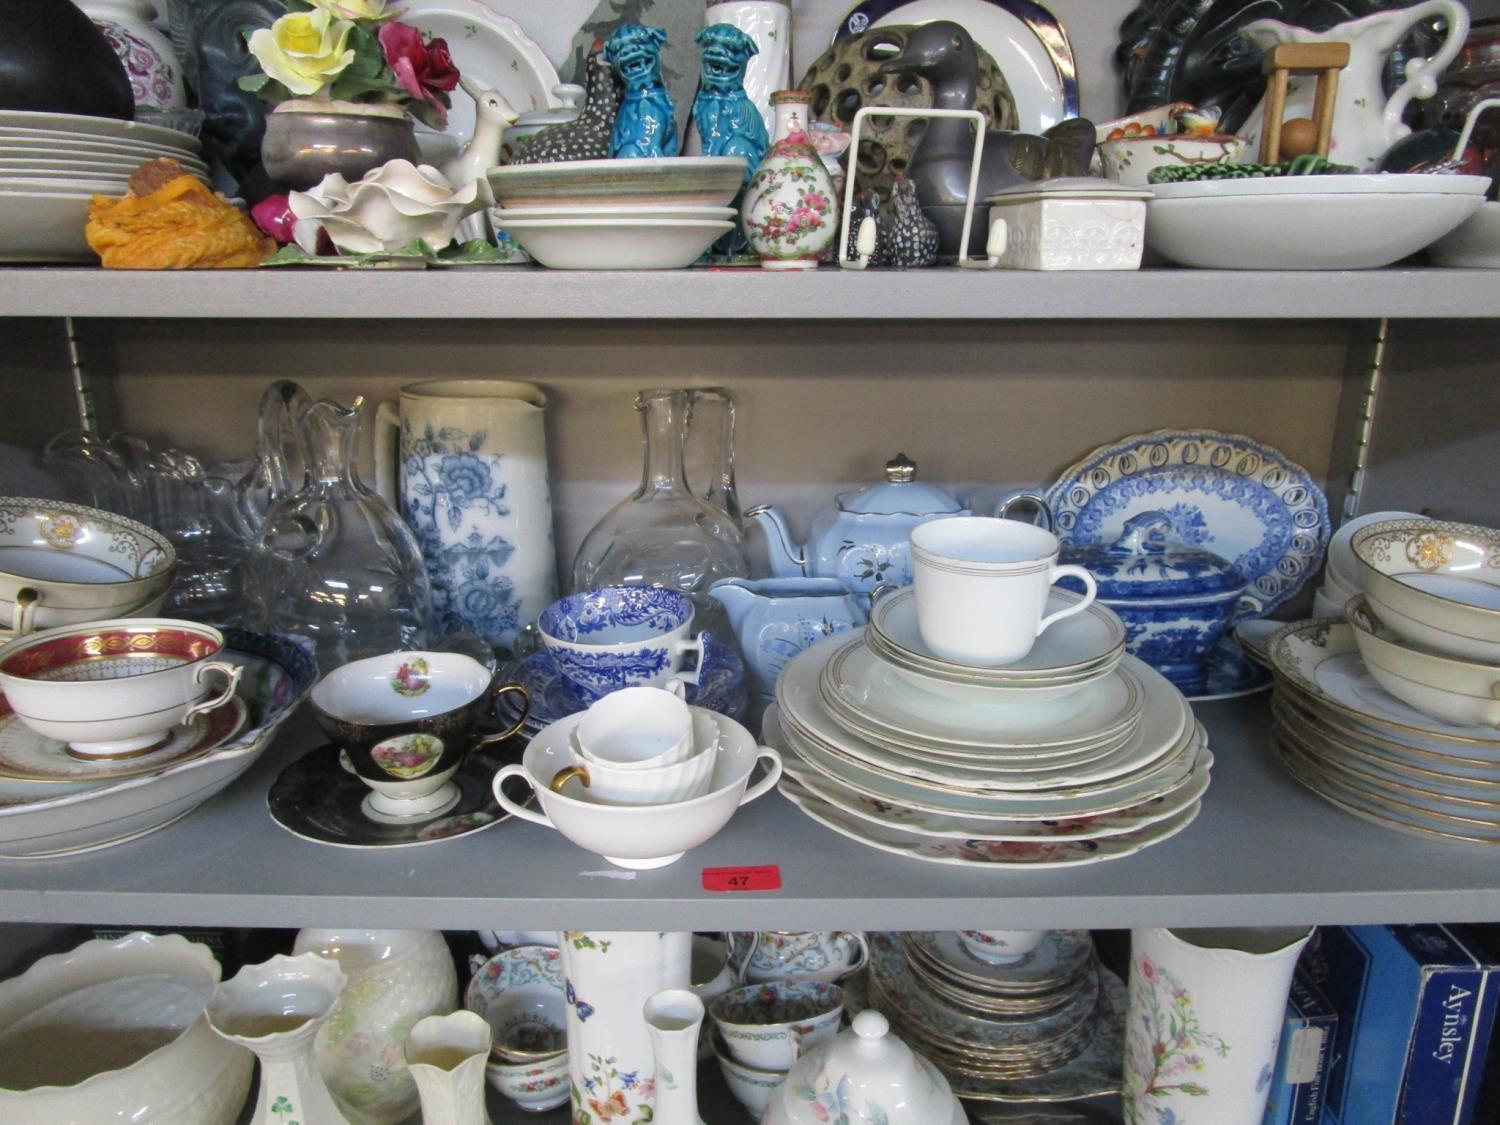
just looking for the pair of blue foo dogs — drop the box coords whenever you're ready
[604,21,767,177]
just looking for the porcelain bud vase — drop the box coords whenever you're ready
[292,929,460,1125]
[376,379,557,654]
[561,930,693,1125]
[205,951,351,1125]
[741,91,840,270]
[404,1010,493,1125]
[1123,926,1313,1125]
[644,988,707,1125]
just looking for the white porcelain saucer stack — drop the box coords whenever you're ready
[767,587,1210,868]
[0,110,209,262]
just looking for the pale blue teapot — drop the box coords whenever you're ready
[746,453,1049,604]
[708,577,866,706]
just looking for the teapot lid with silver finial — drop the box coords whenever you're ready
[837,452,966,516]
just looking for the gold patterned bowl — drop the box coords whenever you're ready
[0,498,175,635]
[1352,518,1500,662]
[1347,597,1500,729]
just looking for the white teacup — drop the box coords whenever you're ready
[575,685,693,770]
[959,929,1046,965]
[910,517,1098,666]
[549,730,715,806]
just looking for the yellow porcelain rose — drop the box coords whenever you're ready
[307,0,396,19]
[247,9,357,97]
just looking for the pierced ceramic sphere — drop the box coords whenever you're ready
[798,25,1017,202]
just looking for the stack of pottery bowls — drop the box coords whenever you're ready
[771,517,1209,869]
[464,944,570,1113]
[862,931,1128,1104]
[709,979,845,1116]
[486,157,745,268]
[1269,518,1500,844]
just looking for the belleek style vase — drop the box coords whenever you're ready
[404,1010,492,1125]
[560,931,692,1125]
[292,929,459,1125]
[741,90,840,270]
[644,988,707,1125]
[1123,926,1313,1125]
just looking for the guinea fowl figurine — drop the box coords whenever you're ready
[510,49,620,165]
[884,177,939,268]
[877,20,1095,260]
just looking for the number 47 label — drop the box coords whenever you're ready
[702,865,781,892]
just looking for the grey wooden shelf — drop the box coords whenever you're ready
[3,265,1500,320]
[3,696,1498,930]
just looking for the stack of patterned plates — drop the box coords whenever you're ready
[1269,619,1500,844]
[768,597,1208,868]
[0,110,208,262]
[864,932,1125,1103]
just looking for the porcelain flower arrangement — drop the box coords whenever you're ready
[239,0,459,129]
[288,160,481,254]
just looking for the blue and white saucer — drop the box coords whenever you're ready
[1181,637,1272,703]
[498,640,747,735]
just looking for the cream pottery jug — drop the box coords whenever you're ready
[404,1010,492,1125]
[1123,926,1314,1125]
[376,379,556,653]
[561,930,692,1124]
[1238,2,1469,170]
[293,928,459,1125]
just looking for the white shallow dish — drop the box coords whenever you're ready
[493,217,732,270]
[0,151,209,173]
[0,110,203,151]
[1431,201,1500,268]
[493,204,737,221]
[1349,598,1500,728]
[0,191,94,261]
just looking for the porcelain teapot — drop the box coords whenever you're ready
[746,453,1049,604]
[1238,1,1469,170]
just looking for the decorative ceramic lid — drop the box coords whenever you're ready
[837,454,966,516]
[983,176,1153,203]
[1063,510,1246,600]
[761,1010,967,1125]
[509,84,585,129]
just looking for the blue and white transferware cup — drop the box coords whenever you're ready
[376,380,557,655]
[537,586,709,702]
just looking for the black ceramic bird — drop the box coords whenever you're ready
[844,187,888,265]
[0,0,134,119]
[884,178,939,269]
[511,50,620,165]
[877,21,1094,259]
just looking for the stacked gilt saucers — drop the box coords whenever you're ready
[0,110,208,262]
[769,587,1209,868]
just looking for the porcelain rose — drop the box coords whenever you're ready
[289,160,482,255]
[247,9,356,97]
[307,0,396,20]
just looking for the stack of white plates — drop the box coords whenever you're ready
[768,589,1209,869]
[0,110,208,262]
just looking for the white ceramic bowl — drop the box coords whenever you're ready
[486,1050,570,1112]
[1352,518,1500,661]
[0,618,242,757]
[493,203,736,221]
[715,1037,788,1116]
[493,707,782,869]
[1145,174,1488,269]
[576,685,694,769]
[958,929,1046,963]
[1348,596,1500,728]
[0,498,176,633]
[1431,201,1500,268]
[487,156,747,209]
[0,932,252,1124]
[1096,134,1246,187]
[553,738,716,805]
[493,217,732,270]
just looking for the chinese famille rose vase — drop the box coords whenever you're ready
[740,90,839,270]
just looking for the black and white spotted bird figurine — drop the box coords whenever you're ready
[511,50,620,165]
[844,187,887,265]
[884,177,939,269]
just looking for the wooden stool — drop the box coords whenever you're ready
[1258,41,1351,163]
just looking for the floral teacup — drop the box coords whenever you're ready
[709,980,844,1071]
[538,586,707,703]
[732,931,870,984]
[959,929,1046,964]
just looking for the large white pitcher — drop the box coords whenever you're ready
[376,380,557,653]
[1238,1,1469,170]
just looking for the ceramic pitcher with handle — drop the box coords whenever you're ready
[1237,1,1469,170]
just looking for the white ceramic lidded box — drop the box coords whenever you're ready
[984,177,1151,271]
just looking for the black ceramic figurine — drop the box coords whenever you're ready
[885,177,940,269]
[845,187,887,266]
[0,0,134,119]
[512,50,620,165]
[876,21,1094,260]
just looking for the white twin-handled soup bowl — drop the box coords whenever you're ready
[0,618,242,758]
[493,706,782,869]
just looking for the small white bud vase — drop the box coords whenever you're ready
[1123,927,1314,1125]
[205,952,351,1125]
[643,989,707,1125]
[740,91,840,270]
[405,1011,493,1125]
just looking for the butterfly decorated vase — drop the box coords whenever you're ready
[377,380,557,655]
[560,931,691,1125]
[740,91,839,270]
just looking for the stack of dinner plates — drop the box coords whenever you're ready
[768,588,1208,869]
[0,109,208,262]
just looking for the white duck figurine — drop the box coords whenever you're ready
[441,76,518,240]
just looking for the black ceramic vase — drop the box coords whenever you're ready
[0,0,135,119]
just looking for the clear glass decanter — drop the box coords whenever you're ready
[246,396,433,672]
[687,386,742,526]
[571,388,750,608]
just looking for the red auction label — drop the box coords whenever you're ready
[702,865,782,892]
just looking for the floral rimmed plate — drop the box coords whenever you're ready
[1045,429,1330,617]
[905,929,1093,993]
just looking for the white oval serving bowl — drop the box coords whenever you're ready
[491,217,733,270]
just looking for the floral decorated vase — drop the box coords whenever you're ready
[376,380,556,654]
[84,0,187,111]
[560,931,691,1125]
[292,929,459,1125]
[740,90,839,270]
[1123,926,1313,1125]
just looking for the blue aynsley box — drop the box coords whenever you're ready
[1263,968,1337,1124]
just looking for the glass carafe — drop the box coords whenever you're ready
[571,388,749,610]
[687,386,742,525]
[247,396,432,672]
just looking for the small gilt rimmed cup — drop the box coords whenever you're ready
[575,684,694,769]
[958,929,1046,964]
[709,980,844,1071]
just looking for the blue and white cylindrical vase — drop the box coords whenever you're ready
[377,380,557,654]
